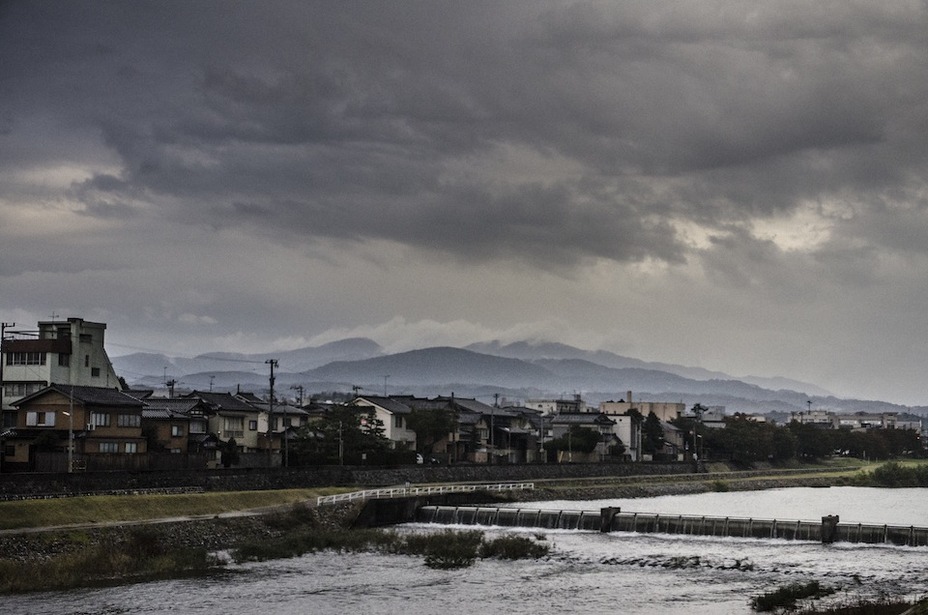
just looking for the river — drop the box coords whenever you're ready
[6,487,928,614]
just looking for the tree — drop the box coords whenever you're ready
[788,422,834,460]
[406,405,455,456]
[642,411,664,455]
[544,426,601,456]
[291,404,391,465]
[221,438,240,468]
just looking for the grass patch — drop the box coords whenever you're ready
[751,581,835,612]
[0,489,337,531]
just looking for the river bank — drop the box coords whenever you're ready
[0,464,861,567]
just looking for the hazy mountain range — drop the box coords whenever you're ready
[111,338,926,416]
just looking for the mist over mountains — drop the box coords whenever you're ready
[112,338,922,416]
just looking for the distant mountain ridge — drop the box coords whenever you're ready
[112,336,923,415]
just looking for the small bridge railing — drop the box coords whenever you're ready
[316,482,534,507]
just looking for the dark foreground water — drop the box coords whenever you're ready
[6,487,927,615]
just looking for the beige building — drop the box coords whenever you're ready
[599,391,684,423]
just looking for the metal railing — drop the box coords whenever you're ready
[316,482,534,506]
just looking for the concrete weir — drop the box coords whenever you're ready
[415,506,928,547]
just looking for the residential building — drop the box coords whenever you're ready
[184,391,262,452]
[351,395,417,450]
[5,384,146,472]
[549,412,617,463]
[2,318,121,428]
[524,397,587,415]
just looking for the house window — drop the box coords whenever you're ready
[58,353,70,367]
[171,425,184,437]
[189,421,206,434]
[90,412,111,427]
[99,442,118,453]
[394,415,404,429]
[248,420,258,431]
[25,411,55,427]
[84,355,90,367]
[79,333,92,343]
[283,417,292,428]
[117,414,140,427]
[91,367,100,377]
[7,352,46,366]
[4,382,45,398]
[124,442,138,454]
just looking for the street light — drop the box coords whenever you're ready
[62,387,74,473]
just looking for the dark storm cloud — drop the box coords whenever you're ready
[2,1,927,272]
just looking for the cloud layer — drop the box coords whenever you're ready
[2,1,928,404]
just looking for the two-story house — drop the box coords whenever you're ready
[6,384,146,472]
[185,391,262,452]
[351,395,417,450]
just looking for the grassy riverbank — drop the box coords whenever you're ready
[0,487,351,531]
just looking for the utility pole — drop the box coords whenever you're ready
[290,384,304,407]
[381,375,390,396]
[67,384,74,473]
[490,393,498,465]
[0,322,14,420]
[266,359,278,467]
[209,375,214,392]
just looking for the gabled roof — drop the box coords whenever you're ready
[551,412,616,426]
[141,397,207,420]
[436,396,496,414]
[185,391,258,413]
[14,384,144,408]
[142,398,204,413]
[353,395,412,415]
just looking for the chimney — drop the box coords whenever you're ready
[627,391,633,405]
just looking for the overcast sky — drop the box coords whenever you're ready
[2,1,928,404]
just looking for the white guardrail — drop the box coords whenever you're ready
[316,482,535,506]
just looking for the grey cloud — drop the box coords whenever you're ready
[6,2,919,272]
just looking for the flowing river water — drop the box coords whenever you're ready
[6,487,928,614]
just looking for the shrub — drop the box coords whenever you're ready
[478,535,549,560]
[751,581,834,612]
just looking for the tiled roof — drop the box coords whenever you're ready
[142,398,203,413]
[353,395,412,415]
[15,385,145,408]
[551,412,615,426]
[186,391,258,413]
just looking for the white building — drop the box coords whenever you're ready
[351,395,417,450]
[2,318,121,428]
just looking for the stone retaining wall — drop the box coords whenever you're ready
[0,462,703,499]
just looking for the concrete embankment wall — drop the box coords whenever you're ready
[415,505,928,547]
